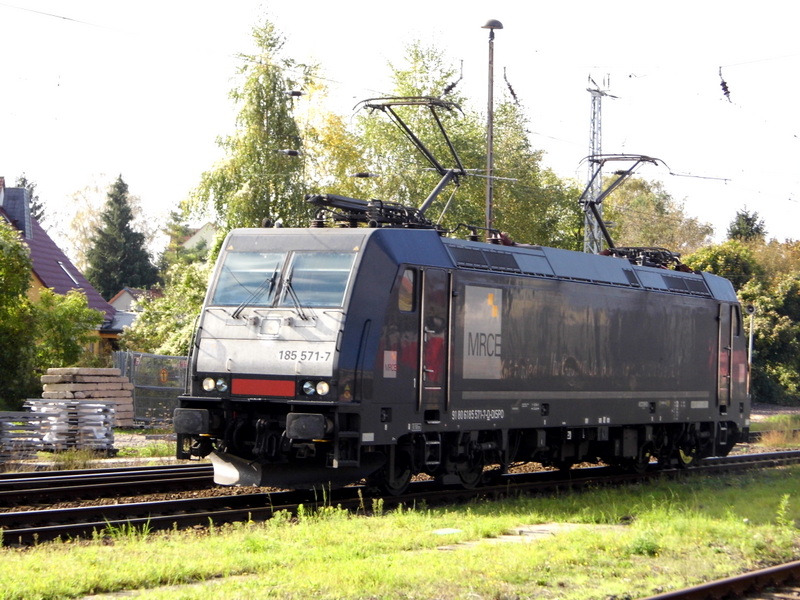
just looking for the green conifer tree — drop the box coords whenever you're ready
[727,207,767,242]
[85,176,159,299]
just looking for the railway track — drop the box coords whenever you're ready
[640,559,800,599]
[2,450,799,546]
[0,463,214,506]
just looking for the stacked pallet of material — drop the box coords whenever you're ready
[40,367,134,427]
[0,412,41,462]
[24,400,115,452]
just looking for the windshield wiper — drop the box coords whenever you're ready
[232,263,280,319]
[282,270,310,321]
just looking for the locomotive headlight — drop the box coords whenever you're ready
[301,380,330,397]
[264,318,282,336]
[201,377,228,393]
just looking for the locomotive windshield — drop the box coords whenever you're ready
[212,251,286,307]
[278,252,356,308]
[211,249,356,309]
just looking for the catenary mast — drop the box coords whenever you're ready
[583,76,614,254]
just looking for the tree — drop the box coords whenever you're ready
[602,178,713,255]
[0,219,38,406]
[132,19,320,353]
[188,30,581,248]
[684,240,762,292]
[120,262,210,356]
[740,273,800,403]
[727,207,766,242]
[1,221,108,408]
[85,176,159,299]
[317,41,582,248]
[122,212,216,355]
[345,43,486,228]
[15,174,45,224]
[187,20,316,233]
[156,211,213,272]
[490,99,583,249]
[60,182,105,272]
[31,289,104,370]
[57,179,159,272]
[749,239,800,285]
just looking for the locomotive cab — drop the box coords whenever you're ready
[175,228,387,488]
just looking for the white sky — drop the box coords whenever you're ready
[1,0,799,247]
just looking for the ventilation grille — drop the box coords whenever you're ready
[447,246,521,273]
[662,274,711,296]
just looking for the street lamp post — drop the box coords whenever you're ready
[482,19,503,237]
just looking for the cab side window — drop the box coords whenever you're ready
[734,305,744,336]
[398,268,416,312]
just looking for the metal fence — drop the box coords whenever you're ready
[113,351,188,425]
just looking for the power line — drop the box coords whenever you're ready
[720,51,800,69]
[0,1,111,29]
[668,170,730,183]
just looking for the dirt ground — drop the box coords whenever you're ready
[113,432,176,452]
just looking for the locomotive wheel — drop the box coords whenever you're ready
[371,448,413,496]
[675,430,699,468]
[676,445,698,468]
[457,457,484,489]
[630,443,654,474]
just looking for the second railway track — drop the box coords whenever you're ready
[0,463,214,507]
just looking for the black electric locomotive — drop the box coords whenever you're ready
[174,97,750,493]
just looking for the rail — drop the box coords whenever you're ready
[2,450,800,546]
[0,463,213,507]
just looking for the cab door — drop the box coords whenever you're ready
[717,303,733,409]
[419,268,449,422]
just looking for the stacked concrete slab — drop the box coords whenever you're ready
[40,367,134,427]
[24,400,115,452]
[0,412,41,462]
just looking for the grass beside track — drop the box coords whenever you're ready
[2,461,800,599]
[752,414,800,447]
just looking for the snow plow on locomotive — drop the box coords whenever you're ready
[174,97,750,494]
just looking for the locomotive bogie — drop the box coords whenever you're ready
[177,227,750,491]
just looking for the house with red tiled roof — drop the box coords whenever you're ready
[0,176,123,353]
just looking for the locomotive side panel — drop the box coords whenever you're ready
[361,243,748,480]
[448,271,728,428]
